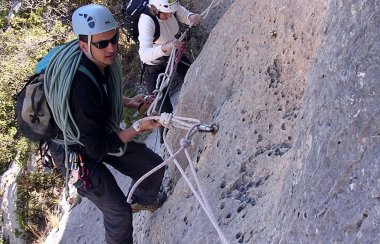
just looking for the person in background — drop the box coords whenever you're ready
[138,0,201,142]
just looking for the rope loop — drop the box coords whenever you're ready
[130,1,227,241]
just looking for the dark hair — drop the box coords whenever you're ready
[79,35,88,42]
[149,5,159,16]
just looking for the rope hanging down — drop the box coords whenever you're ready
[136,1,227,242]
[199,0,222,20]
[128,113,228,244]
[146,35,187,115]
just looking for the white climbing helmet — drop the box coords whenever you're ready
[149,0,179,13]
[72,4,118,35]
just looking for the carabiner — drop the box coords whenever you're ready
[197,123,219,134]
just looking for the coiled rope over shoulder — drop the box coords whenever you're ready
[44,40,124,143]
[44,39,124,197]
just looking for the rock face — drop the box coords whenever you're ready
[41,0,379,243]
[133,0,380,243]
[1,161,22,244]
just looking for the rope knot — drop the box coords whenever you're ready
[159,113,173,127]
[180,138,191,148]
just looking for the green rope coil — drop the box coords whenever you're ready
[43,39,124,197]
[44,39,123,144]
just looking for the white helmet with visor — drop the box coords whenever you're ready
[149,0,179,13]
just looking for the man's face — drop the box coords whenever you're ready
[80,29,119,68]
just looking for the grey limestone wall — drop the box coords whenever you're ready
[136,0,380,243]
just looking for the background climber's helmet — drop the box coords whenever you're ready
[72,4,118,35]
[149,0,179,13]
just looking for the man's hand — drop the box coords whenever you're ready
[118,114,161,143]
[123,94,154,111]
[133,118,161,132]
[138,95,154,113]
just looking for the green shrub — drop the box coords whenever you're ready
[15,168,63,242]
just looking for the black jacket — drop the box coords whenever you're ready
[68,55,124,160]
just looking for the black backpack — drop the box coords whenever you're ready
[15,73,58,143]
[15,46,96,144]
[123,0,160,43]
[15,57,98,173]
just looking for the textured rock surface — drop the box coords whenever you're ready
[0,162,22,244]
[134,0,380,243]
[43,0,379,243]
[267,1,380,243]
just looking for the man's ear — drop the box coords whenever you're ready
[79,41,88,53]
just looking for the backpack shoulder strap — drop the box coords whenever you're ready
[143,8,160,42]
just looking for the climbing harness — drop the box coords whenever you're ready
[128,113,227,244]
[67,151,91,191]
[77,153,91,191]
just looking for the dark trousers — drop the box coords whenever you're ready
[57,141,164,244]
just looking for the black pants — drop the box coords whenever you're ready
[50,140,164,244]
[144,55,191,114]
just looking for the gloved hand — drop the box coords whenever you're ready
[189,14,202,26]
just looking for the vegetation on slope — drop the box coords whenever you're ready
[0,1,123,242]
[0,0,203,242]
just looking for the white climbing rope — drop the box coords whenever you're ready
[127,113,228,244]
[136,1,227,242]
[200,0,222,20]
[146,42,182,115]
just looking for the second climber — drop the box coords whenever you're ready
[138,0,201,142]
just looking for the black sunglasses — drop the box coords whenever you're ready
[91,32,119,49]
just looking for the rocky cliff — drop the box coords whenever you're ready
[42,0,379,243]
[134,0,379,243]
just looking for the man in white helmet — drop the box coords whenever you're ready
[68,4,166,243]
[138,0,201,142]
